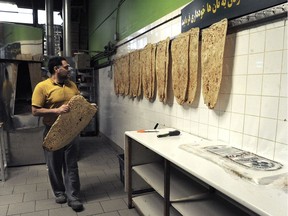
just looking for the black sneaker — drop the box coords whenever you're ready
[55,194,67,204]
[68,200,84,211]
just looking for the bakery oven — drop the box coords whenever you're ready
[0,61,46,166]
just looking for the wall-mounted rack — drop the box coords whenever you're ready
[228,3,287,32]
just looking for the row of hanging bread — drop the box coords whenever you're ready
[113,18,228,109]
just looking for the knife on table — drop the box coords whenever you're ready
[157,130,180,138]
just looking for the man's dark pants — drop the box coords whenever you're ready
[43,126,80,201]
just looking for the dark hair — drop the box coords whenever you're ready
[48,56,67,74]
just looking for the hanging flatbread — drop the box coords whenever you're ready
[115,57,125,95]
[141,44,154,100]
[139,48,145,97]
[151,44,156,99]
[137,59,142,97]
[114,58,120,95]
[201,18,228,109]
[122,54,130,96]
[186,28,200,104]
[142,44,151,99]
[171,32,189,105]
[43,95,97,151]
[119,57,125,95]
[156,37,170,103]
[115,55,130,96]
[129,50,141,97]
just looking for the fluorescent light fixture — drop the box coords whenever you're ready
[0,2,18,13]
[38,10,63,25]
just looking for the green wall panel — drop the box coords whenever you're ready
[2,23,42,44]
[88,0,192,52]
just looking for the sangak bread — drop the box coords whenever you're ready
[142,44,151,99]
[156,37,170,103]
[114,58,120,95]
[151,44,156,99]
[187,28,200,104]
[201,18,228,109]
[171,32,189,105]
[139,48,147,98]
[43,95,97,151]
[141,44,155,100]
[115,57,125,95]
[129,50,141,97]
[123,54,130,96]
[114,55,130,96]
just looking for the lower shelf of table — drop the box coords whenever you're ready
[132,162,252,216]
[132,192,181,216]
[132,191,251,216]
[171,194,251,216]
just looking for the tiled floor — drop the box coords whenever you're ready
[0,136,140,216]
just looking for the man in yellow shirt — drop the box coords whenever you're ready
[31,56,83,211]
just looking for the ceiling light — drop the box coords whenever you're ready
[0,2,18,13]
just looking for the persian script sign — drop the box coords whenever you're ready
[181,0,286,32]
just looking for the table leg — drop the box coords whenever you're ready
[164,159,170,216]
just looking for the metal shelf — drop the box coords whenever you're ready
[75,68,97,136]
[133,192,181,216]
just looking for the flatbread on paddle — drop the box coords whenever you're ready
[43,95,97,151]
[201,18,228,109]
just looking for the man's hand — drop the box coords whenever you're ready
[57,104,70,115]
[91,103,97,107]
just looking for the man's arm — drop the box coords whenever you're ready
[32,104,70,117]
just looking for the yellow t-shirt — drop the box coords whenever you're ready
[32,78,80,126]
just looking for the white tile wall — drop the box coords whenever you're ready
[246,75,262,95]
[248,53,264,74]
[249,31,265,54]
[230,113,244,133]
[264,51,283,74]
[244,115,259,137]
[243,134,258,152]
[245,95,261,116]
[265,27,285,51]
[260,96,279,118]
[98,7,288,164]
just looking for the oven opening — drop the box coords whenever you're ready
[14,62,32,115]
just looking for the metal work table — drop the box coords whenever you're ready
[124,128,288,216]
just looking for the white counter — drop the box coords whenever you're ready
[125,128,288,216]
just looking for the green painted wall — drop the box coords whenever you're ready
[2,23,42,44]
[88,0,192,52]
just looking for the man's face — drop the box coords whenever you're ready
[56,60,70,82]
